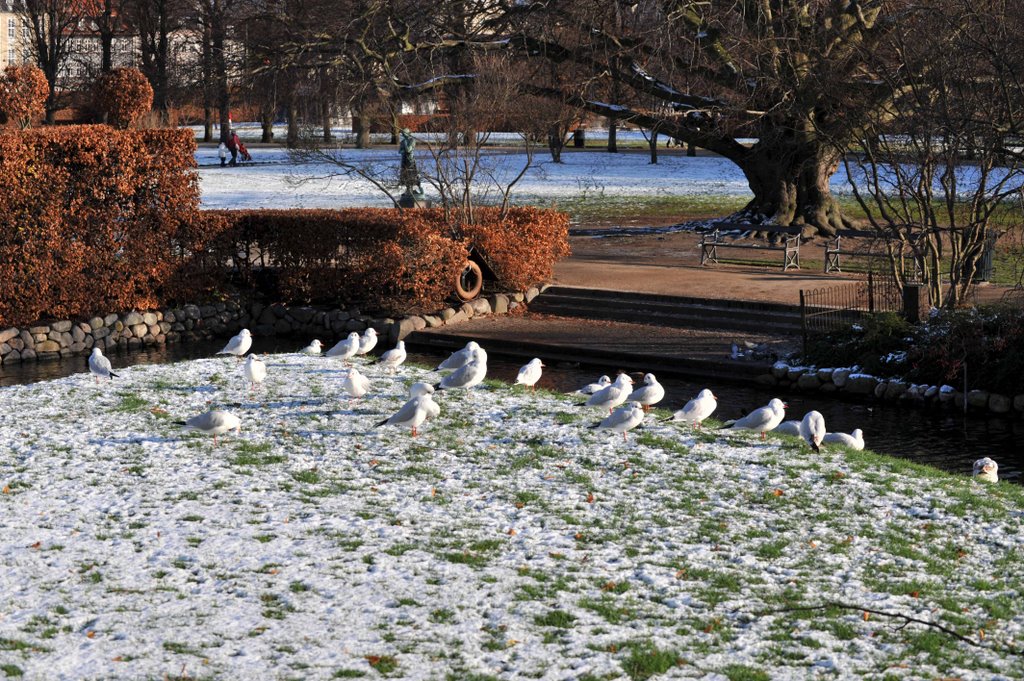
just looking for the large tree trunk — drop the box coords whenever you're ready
[354,106,371,149]
[734,141,851,237]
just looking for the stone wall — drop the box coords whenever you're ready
[759,362,1024,419]
[0,287,544,365]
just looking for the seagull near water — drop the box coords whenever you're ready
[585,373,634,414]
[375,383,439,436]
[357,328,378,356]
[175,410,241,445]
[435,348,487,390]
[799,410,826,452]
[88,347,119,382]
[326,332,361,361]
[342,368,371,399]
[376,341,407,373]
[773,420,802,436]
[569,375,611,395]
[301,339,322,355]
[723,398,787,440]
[973,457,999,483]
[591,401,646,441]
[217,328,252,359]
[436,341,486,371]
[627,373,665,412]
[822,429,864,451]
[243,354,267,391]
[668,388,717,427]
[514,358,545,391]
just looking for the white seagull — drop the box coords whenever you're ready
[570,375,612,395]
[377,341,407,373]
[627,373,665,412]
[585,373,634,414]
[326,332,361,361]
[357,328,378,356]
[217,328,252,359]
[342,367,371,399]
[88,347,118,382]
[375,390,438,437]
[243,354,267,391]
[822,429,865,451]
[725,398,787,440]
[591,401,646,441]
[176,410,241,445]
[435,349,487,390]
[301,339,322,355]
[773,420,802,436]
[799,410,826,452]
[514,358,545,391]
[973,457,999,483]
[436,341,482,371]
[669,388,717,428]
[409,382,441,418]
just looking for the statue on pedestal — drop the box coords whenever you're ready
[398,128,427,208]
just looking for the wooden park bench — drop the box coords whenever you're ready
[823,229,922,278]
[699,224,802,271]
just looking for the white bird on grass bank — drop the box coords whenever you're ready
[668,388,717,428]
[585,373,634,414]
[799,410,826,452]
[357,328,378,356]
[176,410,241,445]
[570,375,611,395]
[822,429,864,451]
[628,373,665,412]
[973,457,999,483]
[514,358,545,391]
[591,401,645,441]
[326,332,360,361]
[342,368,371,399]
[723,398,787,440]
[376,341,407,373]
[217,328,252,359]
[773,420,801,436]
[435,349,487,391]
[301,339,322,355]
[243,354,267,391]
[375,387,438,437]
[436,341,485,371]
[88,347,118,382]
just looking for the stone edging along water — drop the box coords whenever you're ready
[758,361,1024,419]
[0,286,546,366]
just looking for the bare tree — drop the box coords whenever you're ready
[125,0,183,120]
[842,0,1024,308]
[16,0,93,122]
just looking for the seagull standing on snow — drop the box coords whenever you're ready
[514,358,545,391]
[175,410,241,445]
[628,373,665,412]
[436,341,484,371]
[326,332,361,361]
[88,347,118,382]
[973,457,999,483]
[724,398,787,440]
[585,373,634,414]
[591,401,645,441]
[822,429,864,451]
[799,410,826,452]
[376,341,407,373]
[375,385,438,436]
[243,354,267,391]
[357,328,378,356]
[669,388,717,428]
[342,368,371,399]
[301,339,322,355]
[217,328,252,359]
[570,375,611,395]
[435,348,487,390]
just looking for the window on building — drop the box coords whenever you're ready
[23,25,29,39]
[8,19,15,39]
[7,48,14,64]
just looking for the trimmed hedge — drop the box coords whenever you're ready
[0,125,205,327]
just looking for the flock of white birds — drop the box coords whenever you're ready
[87,328,1001,483]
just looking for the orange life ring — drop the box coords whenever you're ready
[455,260,483,301]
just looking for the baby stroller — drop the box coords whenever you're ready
[237,139,253,163]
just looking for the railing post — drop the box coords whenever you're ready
[800,289,808,358]
[868,271,875,313]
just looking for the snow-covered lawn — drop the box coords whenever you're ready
[2,354,1022,679]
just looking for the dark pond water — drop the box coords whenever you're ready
[1,337,1019,482]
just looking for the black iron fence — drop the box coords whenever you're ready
[800,272,904,342]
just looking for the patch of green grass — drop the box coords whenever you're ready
[365,654,398,675]
[332,671,367,679]
[534,610,576,629]
[553,411,580,424]
[620,642,684,680]
[289,581,310,593]
[162,641,202,656]
[260,592,295,620]
[291,469,321,484]
[721,664,770,681]
[430,608,454,624]
[113,393,148,412]
[0,664,23,677]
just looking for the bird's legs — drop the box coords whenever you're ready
[622,432,628,442]
[760,431,766,441]
[411,426,418,437]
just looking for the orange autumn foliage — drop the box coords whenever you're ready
[0,64,49,129]
[94,67,154,129]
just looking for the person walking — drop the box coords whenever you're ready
[225,131,239,166]
[218,141,228,167]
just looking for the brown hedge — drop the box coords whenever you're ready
[455,207,571,290]
[94,68,154,129]
[0,125,204,327]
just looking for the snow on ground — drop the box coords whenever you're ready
[2,353,1022,679]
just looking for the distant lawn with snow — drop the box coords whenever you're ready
[1,355,1022,679]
